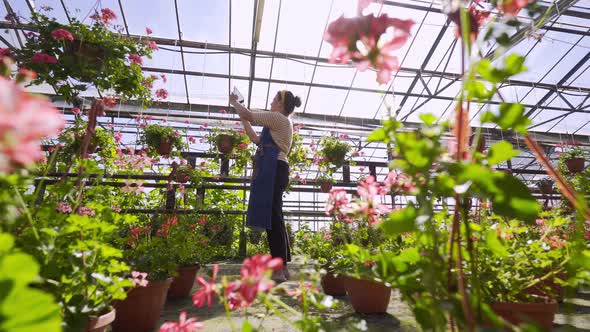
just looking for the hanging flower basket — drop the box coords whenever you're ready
[216,134,235,154]
[112,278,173,332]
[564,157,585,173]
[85,309,116,332]
[320,181,333,193]
[65,39,105,68]
[321,273,347,297]
[157,138,173,156]
[167,264,200,299]
[342,276,391,314]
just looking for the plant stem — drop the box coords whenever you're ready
[13,187,39,241]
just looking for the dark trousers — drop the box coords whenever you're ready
[267,160,291,265]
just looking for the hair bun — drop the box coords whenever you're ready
[293,96,302,108]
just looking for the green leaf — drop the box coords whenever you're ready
[466,80,495,100]
[504,54,527,77]
[481,103,531,134]
[381,206,417,236]
[419,113,437,126]
[241,320,255,332]
[487,141,520,165]
[367,128,387,142]
[485,230,509,257]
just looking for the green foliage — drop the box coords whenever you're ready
[475,54,527,84]
[56,119,118,171]
[207,127,253,175]
[481,102,531,134]
[486,141,520,166]
[163,214,212,266]
[0,233,61,332]
[317,136,351,172]
[288,132,312,173]
[15,12,154,103]
[139,124,187,157]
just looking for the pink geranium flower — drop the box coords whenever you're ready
[100,8,117,25]
[51,28,74,41]
[147,41,159,51]
[102,96,117,108]
[286,281,318,302]
[77,206,95,216]
[161,74,167,83]
[146,27,153,35]
[0,78,64,172]
[238,254,282,303]
[188,136,197,144]
[129,54,143,65]
[31,53,57,64]
[56,202,72,214]
[121,180,144,194]
[237,143,249,150]
[114,132,123,143]
[497,0,529,17]
[159,311,204,332]
[155,88,169,100]
[198,216,208,226]
[131,271,149,287]
[16,68,37,82]
[71,107,81,115]
[192,265,218,308]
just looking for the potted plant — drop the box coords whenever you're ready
[317,135,351,171]
[476,216,570,330]
[559,146,586,173]
[317,172,335,193]
[165,214,211,299]
[139,124,187,156]
[111,215,179,332]
[536,178,554,195]
[15,10,156,104]
[56,119,118,171]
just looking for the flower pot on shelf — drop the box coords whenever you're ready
[216,134,234,154]
[490,300,558,330]
[167,264,200,299]
[85,309,116,332]
[157,138,173,156]
[524,273,566,302]
[564,157,585,173]
[111,278,173,332]
[320,181,333,193]
[342,276,391,314]
[321,273,347,296]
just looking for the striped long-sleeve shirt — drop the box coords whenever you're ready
[250,111,293,162]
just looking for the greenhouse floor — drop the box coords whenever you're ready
[156,261,590,332]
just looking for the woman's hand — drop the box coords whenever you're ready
[229,93,239,106]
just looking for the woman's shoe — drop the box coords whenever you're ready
[271,270,286,283]
[283,266,291,280]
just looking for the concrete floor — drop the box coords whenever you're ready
[155,262,590,332]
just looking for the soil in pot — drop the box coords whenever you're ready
[112,278,173,332]
[321,273,346,297]
[320,181,333,193]
[490,300,558,330]
[85,309,116,332]
[565,157,585,173]
[157,138,174,156]
[168,264,200,299]
[342,276,391,314]
[216,135,234,154]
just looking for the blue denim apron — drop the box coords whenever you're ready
[246,127,280,231]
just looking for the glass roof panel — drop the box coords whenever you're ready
[186,76,227,106]
[231,53,250,77]
[184,49,228,75]
[340,91,385,118]
[270,58,314,84]
[143,46,184,72]
[312,65,357,87]
[121,0,178,38]
[178,0,229,45]
[230,0,254,48]
[31,1,69,23]
[304,86,347,116]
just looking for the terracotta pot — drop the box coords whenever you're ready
[168,265,200,299]
[320,181,333,193]
[321,273,347,296]
[490,300,558,330]
[342,276,391,314]
[157,138,173,155]
[216,134,234,154]
[565,157,585,173]
[85,309,116,332]
[112,278,173,332]
[539,183,553,195]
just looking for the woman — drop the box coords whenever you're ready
[229,90,301,281]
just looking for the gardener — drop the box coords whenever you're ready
[229,90,301,282]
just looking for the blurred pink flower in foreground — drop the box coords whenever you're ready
[158,311,204,332]
[323,10,413,84]
[0,77,64,172]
